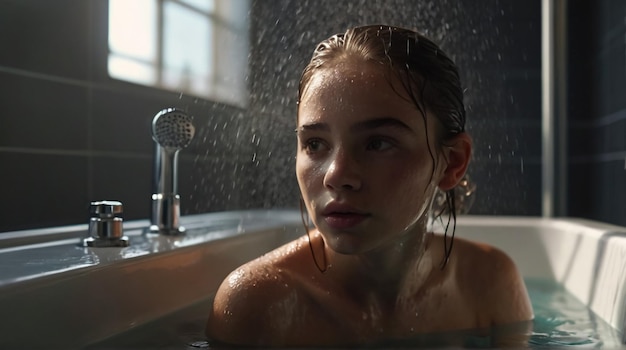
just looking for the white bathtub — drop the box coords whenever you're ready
[0,210,625,348]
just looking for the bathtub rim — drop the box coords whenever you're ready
[0,212,625,347]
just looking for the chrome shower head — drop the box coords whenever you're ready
[150,107,195,235]
[151,108,195,150]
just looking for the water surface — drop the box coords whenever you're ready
[88,278,624,349]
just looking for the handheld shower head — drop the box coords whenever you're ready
[150,108,195,235]
[152,108,195,149]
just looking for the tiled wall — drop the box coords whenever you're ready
[568,1,626,226]
[0,1,250,232]
[0,0,545,232]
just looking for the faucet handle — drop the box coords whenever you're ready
[83,200,129,247]
[90,200,123,218]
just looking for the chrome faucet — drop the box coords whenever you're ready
[84,200,129,247]
[149,108,195,235]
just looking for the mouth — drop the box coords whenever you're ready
[321,202,370,229]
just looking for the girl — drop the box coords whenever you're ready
[206,25,533,347]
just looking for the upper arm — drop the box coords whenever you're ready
[205,264,304,346]
[458,241,533,327]
[206,265,278,345]
[480,247,533,325]
[205,268,257,344]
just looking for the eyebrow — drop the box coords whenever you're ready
[352,117,414,133]
[297,117,414,134]
[297,122,330,132]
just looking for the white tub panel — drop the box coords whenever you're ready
[453,216,626,337]
[591,235,626,337]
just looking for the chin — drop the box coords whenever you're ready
[324,232,381,255]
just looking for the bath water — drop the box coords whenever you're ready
[87,278,623,349]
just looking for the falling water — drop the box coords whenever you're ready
[185,0,542,217]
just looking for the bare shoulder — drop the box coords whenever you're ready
[205,235,312,346]
[445,236,534,325]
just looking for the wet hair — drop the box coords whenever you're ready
[297,25,467,269]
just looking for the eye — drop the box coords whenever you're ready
[302,138,328,154]
[366,138,394,152]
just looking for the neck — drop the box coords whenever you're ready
[325,215,434,302]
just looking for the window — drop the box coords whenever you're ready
[108,0,249,107]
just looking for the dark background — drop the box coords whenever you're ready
[0,0,624,232]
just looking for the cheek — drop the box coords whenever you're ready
[379,162,437,210]
[295,157,307,192]
[296,156,323,195]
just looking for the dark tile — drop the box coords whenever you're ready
[602,0,626,42]
[588,160,626,226]
[180,155,244,214]
[0,0,91,80]
[502,76,542,121]
[606,39,626,114]
[91,87,174,154]
[469,120,542,161]
[90,86,244,156]
[0,151,89,232]
[606,160,626,226]
[467,159,542,216]
[567,163,593,218]
[568,125,593,157]
[237,141,300,210]
[599,119,625,154]
[178,101,248,157]
[607,117,626,152]
[91,155,152,222]
[594,35,626,116]
[0,72,88,149]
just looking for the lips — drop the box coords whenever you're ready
[321,202,370,229]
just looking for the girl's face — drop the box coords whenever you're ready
[296,59,447,255]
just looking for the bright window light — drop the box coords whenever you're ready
[107,0,249,107]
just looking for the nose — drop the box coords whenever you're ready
[323,148,362,191]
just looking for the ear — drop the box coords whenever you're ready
[438,132,472,191]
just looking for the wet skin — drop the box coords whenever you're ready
[206,59,533,347]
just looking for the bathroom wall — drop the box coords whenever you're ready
[0,0,251,232]
[0,0,545,232]
[246,0,544,216]
[568,1,626,226]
